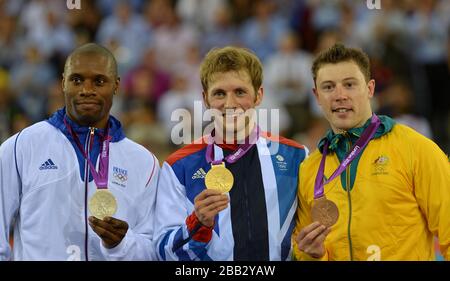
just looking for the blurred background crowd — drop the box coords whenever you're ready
[0,0,449,161]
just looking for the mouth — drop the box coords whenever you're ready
[222,109,245,119]
[332,107,352,113]
[222,112,244,118]
[76,101,101,110]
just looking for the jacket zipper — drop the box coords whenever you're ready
[344,134,354,261]
[84,127,95,261]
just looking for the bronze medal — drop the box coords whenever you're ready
[311,196,339,227]
[88,189,117,220]
[205,163,234,193]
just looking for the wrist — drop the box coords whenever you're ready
[186,212,214,243]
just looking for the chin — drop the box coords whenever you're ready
[77,114,102,127]
[333,122,355,132]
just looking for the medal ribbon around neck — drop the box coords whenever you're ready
[204,126,260,193]
[63,117,110,189]
[314,114,381,199]
[205,126,260,165]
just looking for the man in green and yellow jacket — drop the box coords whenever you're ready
[293,43,450,261]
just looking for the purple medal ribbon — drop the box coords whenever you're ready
[205,126,260,165]
[314,114,381,199]
[64,118,110,189]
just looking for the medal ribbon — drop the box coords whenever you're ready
[314,114,381,199]
[205,126,260,165]
[64,117,110,189]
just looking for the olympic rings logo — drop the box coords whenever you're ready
[113,172,128,182]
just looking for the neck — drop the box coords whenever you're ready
[66,113,108,130]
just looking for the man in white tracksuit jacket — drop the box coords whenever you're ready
[0,43,159,260]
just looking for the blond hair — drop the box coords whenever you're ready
[200,46,263,92]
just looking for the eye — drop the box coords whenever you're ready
[70,76,82,85]
[95,77,106,86]
[236,89,246,96]
[321,84,334,91]
[213,91,225,97]
[345,82,354,88]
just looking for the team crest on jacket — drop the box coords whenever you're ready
[275,154,288,171]
[372,155,389,175]
[112,166,128,187]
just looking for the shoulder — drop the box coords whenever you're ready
[5,121,59,147]
[299,148,324,172]
[386,123,446,156]
[261,131,305,150]
[165,138,208,166]
[384,123,436,147]
[117,137,160,164]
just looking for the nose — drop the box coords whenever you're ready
[80,80,96,96]
[224,93,237,109]
[334,84,348,102]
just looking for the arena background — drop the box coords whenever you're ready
[0,0,448,260]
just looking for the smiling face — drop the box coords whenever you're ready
[203,70,263,142]
[62,52,119,129]
[313,60,375,133]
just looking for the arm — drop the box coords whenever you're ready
[292,164,330,261]
[412,136,450,260]
[154,162,227,261]
[98,153,160,260]
[0,134,22,260]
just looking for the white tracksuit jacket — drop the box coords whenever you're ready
[0,108,159,260]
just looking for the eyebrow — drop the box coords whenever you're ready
[67,73,109,79]
[210,86,249,93]
[319,77,358,85]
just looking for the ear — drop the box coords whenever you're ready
[114,77,120,95]
[61,73,66,91]
[202,91,210,108]
[312,87,320,105]
[254,87,264,106]
[367,79,375,99]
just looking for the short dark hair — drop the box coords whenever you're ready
[64,43,118,78]
[312,43,371,84]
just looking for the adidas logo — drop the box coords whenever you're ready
[192,168,207,179]
[39,159,58,170]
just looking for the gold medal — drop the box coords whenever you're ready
[88,189,117,220]
[205,163,234,193]
[311,196,339,227]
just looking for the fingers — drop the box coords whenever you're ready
[194,190,229,212]
[89,222,121,249]
[314,226,331,246]
[88,216,128,241]
[197,200,229,220]
[298,223,328,248]
[89,218,121,240]
[103,216,129,230]
[296,222,331,258]
[296,221,321,243]
[194,189,227,203]
[194,189,230,226]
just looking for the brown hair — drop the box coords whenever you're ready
[312,43,370,84]
[200,46,263,92]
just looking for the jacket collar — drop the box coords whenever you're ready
[46,107,125,142]
[318,115,395,153]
